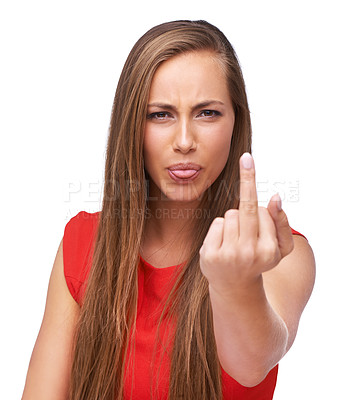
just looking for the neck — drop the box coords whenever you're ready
[146,198,199,241]
[141,197,201,266]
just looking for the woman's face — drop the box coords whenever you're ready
[143,50,235,203]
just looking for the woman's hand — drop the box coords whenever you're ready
[199,152,294,298]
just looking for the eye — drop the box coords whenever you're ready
[197,110,222,118]
[146,112,171,120]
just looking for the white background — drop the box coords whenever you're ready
[1,0,363,398]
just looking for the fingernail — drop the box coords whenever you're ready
[276,193,282,211]
[241,153,253,169]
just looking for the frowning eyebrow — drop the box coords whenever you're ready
[147,100,225,112]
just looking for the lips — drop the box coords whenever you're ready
[167,162,202,182]
[168,162,202,171]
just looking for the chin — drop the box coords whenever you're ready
[162,192,203,203]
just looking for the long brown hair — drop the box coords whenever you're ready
[69,20,252,400]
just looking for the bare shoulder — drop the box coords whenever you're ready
[22,238,80,400]
[264,235,316,288]
[262,235,316,352]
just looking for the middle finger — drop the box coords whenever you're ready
[238,152,258,244]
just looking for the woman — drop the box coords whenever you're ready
[22,20,315,399]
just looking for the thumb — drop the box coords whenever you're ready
[267,193,294,258]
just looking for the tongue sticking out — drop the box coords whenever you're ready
[170,169,198,179]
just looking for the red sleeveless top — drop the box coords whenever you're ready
[63,211,307,399]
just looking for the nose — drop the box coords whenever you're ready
[172,118,197,153]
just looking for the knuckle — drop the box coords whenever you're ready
[279,212,289,226]
[222,248,237,263]
[239,246,255,264]
[224,209,239,219]
[203,249,219,264]
[241,200,257,215]
[263,241,278,259]
[241,168,255,180]
[260,241,280,266]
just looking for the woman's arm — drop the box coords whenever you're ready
[200,153,315,387]
[21,239,80,400]
[209,234,315,387]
